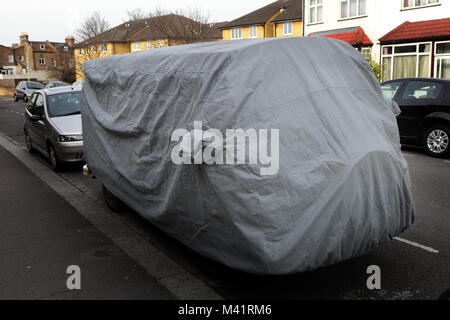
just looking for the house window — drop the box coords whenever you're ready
[309,0,323,24]
[361,47,371,59]
[283,22,293,35]
[231,28,242,40]
[39,57,45,65]
[402,0,440,9]
[19,56,24,61]
[8,55,14,63]
[40,44,46,50]
[51,58,56,67]
[84,48,88,55]
[134,41,141,50]
[78,48,82,55]
[340,0,367,19]
[381,42,432,81]
[101,44,107,52]
[435,41,450,79]
[249,25,258,38]
[64,46,69,51]
[148,40,153,49]
[92,45,97,53]
[156,40,163,48]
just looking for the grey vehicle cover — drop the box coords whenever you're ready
[81,37,415,275]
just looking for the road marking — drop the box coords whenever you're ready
[394,237,439,253]
[402,153,415,157]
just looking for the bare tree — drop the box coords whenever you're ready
[76,11,111,42]
[126,8,149,20]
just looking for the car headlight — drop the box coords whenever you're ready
[58,135,83,142]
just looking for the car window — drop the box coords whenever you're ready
[26,94,37,115]
[35,94,45,117]
[381,81,402,100]
[47,92,81,118]
[26,82,44,90]
[402,81,443,100]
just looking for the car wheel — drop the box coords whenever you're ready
[14,94,19,102]
[102,184,125,213]
[24,130,34,153]
[424,125,450,158]
[48,144,62,171]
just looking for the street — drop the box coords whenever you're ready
[0,96,449,300]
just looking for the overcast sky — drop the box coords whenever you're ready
[0,0,276,46]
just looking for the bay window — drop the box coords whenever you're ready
[381,42,432,81]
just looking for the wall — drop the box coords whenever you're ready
[304,0,450,61]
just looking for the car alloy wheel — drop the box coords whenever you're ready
[426,127,449,157]
[48,145,60,171]
[25,131,33,152]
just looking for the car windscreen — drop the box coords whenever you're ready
[26,82,44,89]
[47,92,81,118]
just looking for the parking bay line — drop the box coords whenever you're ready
[394,237,439,254]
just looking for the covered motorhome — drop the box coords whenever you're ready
[81,37,414,275]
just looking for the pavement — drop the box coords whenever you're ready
[0,143,173,300]
[0,97,449,300]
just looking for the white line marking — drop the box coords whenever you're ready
[402,153,415,157]
[394,237,439,253]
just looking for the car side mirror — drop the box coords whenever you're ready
[29,115,41,122]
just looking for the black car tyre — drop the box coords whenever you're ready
[102,184,125,213]
[424,125,450,158]
[14,94,19,102]
[24,130,34,153]
[48,144,62,171]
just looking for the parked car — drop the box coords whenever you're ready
[14,81,44,102]
[381,78,450,158]
[24,86,84,171]
[44,81,69,89]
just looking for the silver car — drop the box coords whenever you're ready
[24,86,84,171]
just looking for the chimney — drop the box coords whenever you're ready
[20,32,29,44]
[65,36,75,48]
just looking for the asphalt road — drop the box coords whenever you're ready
[1,97,449,300]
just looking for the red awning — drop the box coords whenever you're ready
[309,27,373,46]
[380,18,450,43]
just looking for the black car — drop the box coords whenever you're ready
[381,78,450,158]
[14,81,44,103]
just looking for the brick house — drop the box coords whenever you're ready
[0,33,75,81]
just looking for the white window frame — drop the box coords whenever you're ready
[309,0,323,24]
[134,41,141,50]
[40,44,46,50]
[231,28,243,40]
[64,46,69,51]
[339,0,367,20]
[38,57,45,65]
[381,42,432,81]
[249,25,258,39]
[434,40,450,79]
[148,40,153,49]
[8,55,14,64]
[101,44,108,52]
[78,48,82,55]
[283,22,293,35]
[401,0,440,10]
[156,40,163,48]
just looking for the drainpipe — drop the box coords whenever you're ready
[302,0,305,37]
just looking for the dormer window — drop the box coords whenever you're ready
[40,44,46,50]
